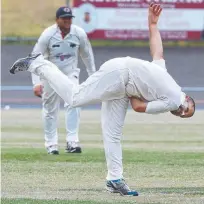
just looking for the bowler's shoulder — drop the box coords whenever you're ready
[151,59,167,70]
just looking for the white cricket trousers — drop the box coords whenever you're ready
[42,71,80,148]
[29,55,129,180]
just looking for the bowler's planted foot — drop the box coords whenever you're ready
[106,179,139,196]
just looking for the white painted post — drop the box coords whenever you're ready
[66,0,72,7]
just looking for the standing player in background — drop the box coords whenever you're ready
[32,6,96,154]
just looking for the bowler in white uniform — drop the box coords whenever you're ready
[10,4,195,196]
[32,6,96,154]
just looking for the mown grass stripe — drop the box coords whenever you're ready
[1,198,152,204]
[2,148,204,166]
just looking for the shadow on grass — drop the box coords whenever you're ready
[57,187,204,196]
[3,187,202,204]
[1,198,160,204]
[139,187,204,195]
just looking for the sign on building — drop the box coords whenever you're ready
[72,0,204,40]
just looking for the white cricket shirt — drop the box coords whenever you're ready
[125,57,182,114]
[31,24,95,85]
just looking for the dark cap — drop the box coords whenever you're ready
[56,7,75,18]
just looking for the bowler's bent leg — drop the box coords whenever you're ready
[29,56,77,106]
[29,56,126,107]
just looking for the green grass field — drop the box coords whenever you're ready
[1,109,204,204]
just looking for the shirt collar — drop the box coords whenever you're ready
[57,24,73,39]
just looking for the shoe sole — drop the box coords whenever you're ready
[65,147,82,153]
[106,186,119,194]
[48,153,59,155]
[48,151,59,155]
[65,150,82,153]
[106,186,138,196]
[10,54,41,74]
[10,57,28,74]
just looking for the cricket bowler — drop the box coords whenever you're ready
[10,3,195,196]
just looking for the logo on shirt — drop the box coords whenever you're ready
[52,44,60,48]
[56,53,72,61]
[70,43,76,48]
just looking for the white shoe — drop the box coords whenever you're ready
[47,145,59,155]
[65,142,82,153]
[9,53,41,74]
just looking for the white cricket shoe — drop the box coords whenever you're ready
[47,145,59,155]
[65,142,82,153]
[9,53,41,74]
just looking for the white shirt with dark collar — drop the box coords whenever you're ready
[31,24,95,85]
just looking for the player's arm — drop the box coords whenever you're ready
[148,3,163,60]
[78,28,96,76]
[31,31,49,97]
[130,97,147,112]
[130,97,178,114]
